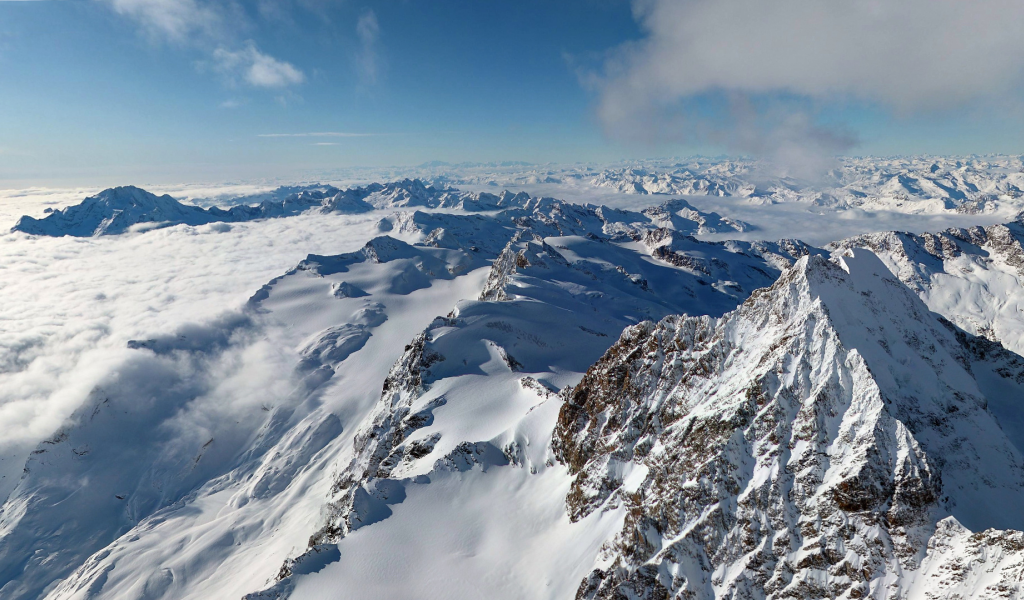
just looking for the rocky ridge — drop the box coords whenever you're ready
[554,249,1024,599]
[246,220,818,598]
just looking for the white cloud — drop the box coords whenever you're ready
[595,0,1024,164]
[605,0,1024,111]
[102,0,221,43]
[257,131,374,138]
[0,194,382,500]
[99,0,305,89]
[355,9,380,85]
[213,42,305,88]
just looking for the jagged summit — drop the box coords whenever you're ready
[826,221,1024,356]
[554,249,1024,599]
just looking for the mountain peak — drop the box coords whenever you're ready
[556,247,1024,599]
[93,185,161,200]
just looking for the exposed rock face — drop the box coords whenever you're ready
[829,222,1024,291]
[244,328,453,599]
[478,226,822,318]
[251,219,797,598]
[554,250,1024,599]
[639,228,820,283]
[13,177,1024,600]
[306,330,447,548]
[641,199,751,235]
[479,231,536,301]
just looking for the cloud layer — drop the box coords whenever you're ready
[105,0,222,42]
[596,0,1024,164]
[0,195,381,500]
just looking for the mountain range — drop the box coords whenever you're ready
[3,178,1024,600]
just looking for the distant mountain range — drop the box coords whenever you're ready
[410,155,1024,216]
[10,180,750,238]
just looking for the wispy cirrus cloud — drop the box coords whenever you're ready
[103,0,222,42]
[257,132,376,138]
[98,0,306,90]
[355,9,381,86]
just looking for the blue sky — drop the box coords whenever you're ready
[2,0,1024,185]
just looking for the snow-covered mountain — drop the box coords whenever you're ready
[3,176,1024,600]
[10,184,378,236]
[10,181,749,239]
[578,156,1024,214]
[0,195,796,600]
[19,155,1024,240]
[828,222,1024,355]
[555,250,1024,598]
[586,156,1024,217]
[322,155,1024,218]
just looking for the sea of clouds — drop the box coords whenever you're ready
[0,199,383,501]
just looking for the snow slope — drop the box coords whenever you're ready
[0,235,492,600]
[829,221,1024,355]
[3,172,1024,600]
[0,196,805,600]
[555,250,1024,598]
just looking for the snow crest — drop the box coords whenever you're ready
[555,250,1024,599]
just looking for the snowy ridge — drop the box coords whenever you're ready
[377,155,1024,217]
[0,202,794,600]
[828,220,1024,355]
[909,517,1024,599]
[10,184,371,237]
[10,179,479,237]
[249,224,809,598]
[4,179,1024,600]
[554,250,1024,599]
[581,156,1024,214]
[10,180,749,239]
